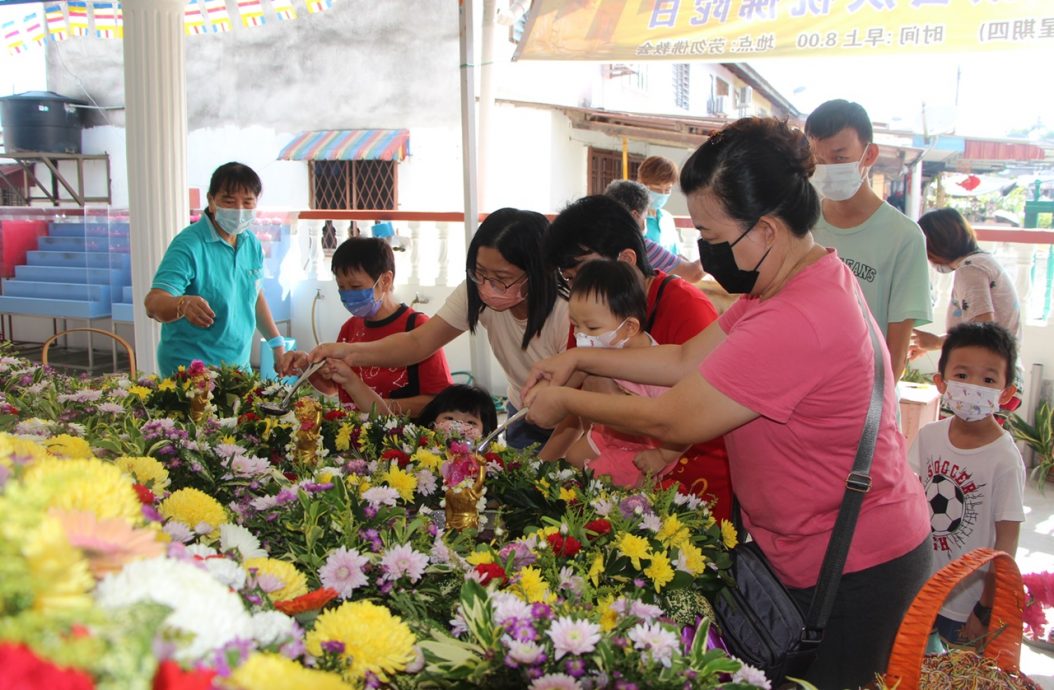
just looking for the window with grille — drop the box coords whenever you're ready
[673,64,690,111]
[309,160,398,210]
[587,147,645,196]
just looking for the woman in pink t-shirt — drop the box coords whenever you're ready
[523,117,931,689]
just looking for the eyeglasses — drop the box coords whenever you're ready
[467,269,527,292]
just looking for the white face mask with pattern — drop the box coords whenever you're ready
[942,380,1002,423]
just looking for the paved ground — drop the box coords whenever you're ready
[1016,481,1054,687]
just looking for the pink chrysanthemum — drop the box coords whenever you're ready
[546,616,601,660]
[319,547,370,598]
[379,543,428,584]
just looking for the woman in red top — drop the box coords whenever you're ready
[280,238,452,416]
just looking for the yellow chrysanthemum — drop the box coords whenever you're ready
[720,520,738,550]
[617,533,652,570]
[535,525,559,539]
[115,456,170,493]
[22,514,94,613]
[157,379,177,392]
[513,566,552,604]
[43,434,93,459]
[0,433,48,467]
[466,550,494,566]
[305,601,416,685]
[411,448,443,473]
[597,594,618,632]
[559,486,577,502]
[644,550,675,593]
[679,543,707,576]
[229,653,351,690]
[245,557,308,603]
[221,434,237,445]
[704,514,717,529]
[657,514,690,549]
[537,478,551,491]
[127,385,150,400]
[588,552,604,587]
[318,470,337,484]
[335,424,353,452]
[24,458,141,523]
[380,464,417,502]
[159,488,227,538]
[345,474,363,490]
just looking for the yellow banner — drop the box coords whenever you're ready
[515,0,1054,61]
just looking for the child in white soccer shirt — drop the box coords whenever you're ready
[909,322,1025,646]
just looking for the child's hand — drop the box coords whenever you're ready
[326,358,361,388]
[960,612,987,647]
[633,449,670,479]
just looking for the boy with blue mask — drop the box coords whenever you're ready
[805,99,932,382]
[908,322,1024,647]
[279,237,452,416]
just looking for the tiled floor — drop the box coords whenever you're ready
[1017,481,1054,687]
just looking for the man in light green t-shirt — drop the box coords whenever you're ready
[806,99,932,381]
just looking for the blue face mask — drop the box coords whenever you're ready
[648,190,671,211]
[339,281,381,318]
[213,206,255,236]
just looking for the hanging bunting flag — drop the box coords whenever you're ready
[23,10,47,47]
[45,3,69,42]
[237,0,265,28]
[67,1,90,37]
[3,18,27,55]
[273,1,297,22]
[203,0,232,32]
[306,0,333,15]
[114,2,124,37]
[93,2,120,39]
[184,0,208,36]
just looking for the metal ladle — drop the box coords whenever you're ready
[258,360,326,416]
[471,407,529,453]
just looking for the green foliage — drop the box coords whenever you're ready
[1009,402,1054,488]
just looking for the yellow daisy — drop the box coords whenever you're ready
[245,557,308,603]
[229,653,351,690]
[513,566,551,603]
[305,601,416,685]
[644,550,675,593]
[617,533,652,570]
[157,379,177,392]
[115,456,170,493]
[466,550,494,566]
[657,514,690,549]
[588,552,605,587]
[24,458,141,523]
[158,487,227,538]
[380,464,417,502]
[43,434,93,459]
[411,448,444,473]
[678,543,707,575]
[335,423,353,452]
[597,594,618,632]
[559,486,577,502]
[720,520,739,550]
[127,385,151,400]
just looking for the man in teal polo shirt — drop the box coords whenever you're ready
[144,162,286,377]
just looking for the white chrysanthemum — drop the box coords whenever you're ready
[491,591,533,626]
[641,513,662,532]
[186,544,218,558]
[164,520,194,543]
[220,523,267,559]
[415,469,438,497]
[732,660,772,689]
[673,492,703,510]
[204,557,247,590]
[626,621,679,668]
[14,418,52,438]
[362,486,400,508]
[250,610,298,647]
[96,556,253,661]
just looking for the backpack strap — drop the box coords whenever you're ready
[645,274,677,333]
[390,309,420,399]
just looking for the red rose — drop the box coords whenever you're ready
[585,519,612,538]
[274,587,338,615]
[239,412,259,423]
[484,452,505,468]
[152,660,217,690]
[0,643,94,690]
[381,448,411,468]
[474,563,508,586]
[546,533,582,558]
[324,409,347,421]
[132,483,156,506]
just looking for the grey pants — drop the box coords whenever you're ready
[788,537,932,690]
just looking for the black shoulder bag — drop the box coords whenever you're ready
[712,296,885,684]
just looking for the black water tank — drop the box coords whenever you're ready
[0,91,86,154]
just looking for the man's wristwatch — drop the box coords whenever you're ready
[973,601,992,626]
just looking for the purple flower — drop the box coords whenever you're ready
[565,658,586,678]
[531,602,552,620]
[360,528,384,552]
[319,547,370,598]
[618,495,653,518]
[345,459,369,475]
[321,640,345,655]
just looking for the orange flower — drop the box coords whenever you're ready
[51,509,165,577]
[274,587,338,615]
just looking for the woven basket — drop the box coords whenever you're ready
[885,548,1026,689]
[41,327,137,377]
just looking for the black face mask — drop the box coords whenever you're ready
[697,223,771,294]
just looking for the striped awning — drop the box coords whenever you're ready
[277,129,410,161]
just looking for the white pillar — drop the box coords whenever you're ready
[478,0,497,212]
[123,0,188,375]
[906,156,923,220]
